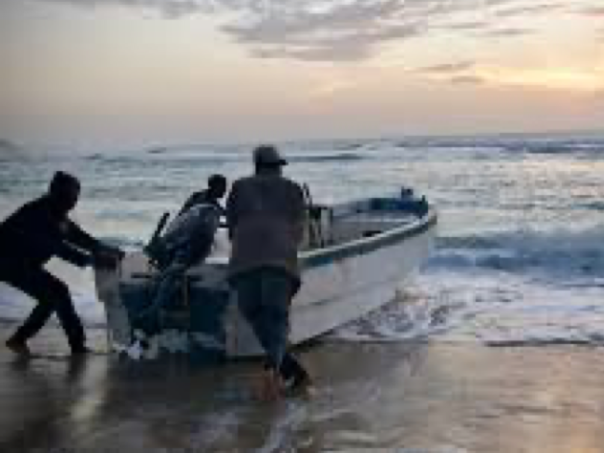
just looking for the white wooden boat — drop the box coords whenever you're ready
[94,192,437,360]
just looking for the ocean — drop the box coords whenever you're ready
[2,132,603,346]
[2,132,604,452]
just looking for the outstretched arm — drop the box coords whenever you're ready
[64,220,124,267]
[56,242,93,268]
[65,220,103,254]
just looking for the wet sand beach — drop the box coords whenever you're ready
[1,324,604,453]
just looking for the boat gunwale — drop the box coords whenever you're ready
[301,207,437,268]
[204,206,437,270]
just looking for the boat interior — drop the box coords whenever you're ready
[130,195,430,273]
[300,197,428,251]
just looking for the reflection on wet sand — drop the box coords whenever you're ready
[1,326,604,452]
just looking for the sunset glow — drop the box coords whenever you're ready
[1,0,603,146]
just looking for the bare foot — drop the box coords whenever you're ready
[259,368,284,401]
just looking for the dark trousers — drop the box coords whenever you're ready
[1,267,86,350]
[231,267,308,384]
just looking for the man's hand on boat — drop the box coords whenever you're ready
[92,246,125,269]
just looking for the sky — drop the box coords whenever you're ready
[1,0,603,147]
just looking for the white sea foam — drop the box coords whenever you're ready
[332,269,604,346]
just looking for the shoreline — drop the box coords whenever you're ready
[2,325,604,452]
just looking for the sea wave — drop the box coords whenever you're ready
[85,154,235,168]
[433,227,604,278]
[393,136,604,156]
[517,141,604,155]
[289,153,366,163]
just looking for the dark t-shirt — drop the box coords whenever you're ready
[226,174,305,278]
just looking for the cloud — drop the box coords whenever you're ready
[31,0,556,61]
[414,61,476,74]
[442,21,490,32]
[493,3,567,18]
[220,1,425,62]
[35,0,215,18]
[412,61,486,86]
[481,27,534,38]
[238,22,423,62]
[449,75,485,85]
[577,6,604,17]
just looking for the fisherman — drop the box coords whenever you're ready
[145,174,228,271]
[136,174,228,335]
[227,145,311,397]
[0,171,124,356]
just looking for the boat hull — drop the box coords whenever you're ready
[95,205,437,358]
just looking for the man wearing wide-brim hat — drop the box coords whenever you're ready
[226,144,311,397]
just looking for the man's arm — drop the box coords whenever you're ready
[65,220,102,254]
[225,183,239,239]
[58,221,101,268]
[293,184,307,246]
[64,220,124,267]
[56,242,93,268]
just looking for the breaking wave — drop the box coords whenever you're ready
[433,227,604,279]
[289,153,366,163]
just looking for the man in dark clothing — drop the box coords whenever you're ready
[133,174,228,340]
[146,173,228,271]
[0,171,123,356]
[227,145,311,397]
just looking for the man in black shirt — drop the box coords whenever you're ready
[0,171,123,356]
